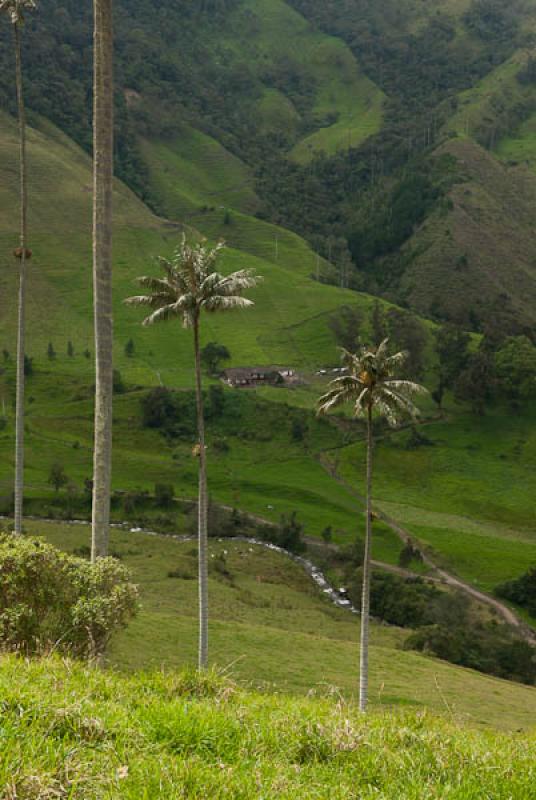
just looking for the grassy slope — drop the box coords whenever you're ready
[138,126,260,220]
[0,111,399,544]
[142,0,384,176]
[446,52,535,144]
[3,657,536,800]
[496,112,536,169]
[0,110,382,383]
[27,519,536,732]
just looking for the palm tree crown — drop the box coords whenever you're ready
[124,237,261,325]
[0,0,36,24]
[318,339,427,424]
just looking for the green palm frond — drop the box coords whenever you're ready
[384,379,428,395]
[141,304,183,327]
[202,296,254,313]
[125,237,261,328]
[123,293,172,310]
[136,276,175,294]
[317,338,428,426]
[0,0,36,24]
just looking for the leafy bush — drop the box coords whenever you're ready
[347,570,442,629]
[200,342,230,375]
[405,623,536,685]
[0,534,138,658]
[259,512,307,555]
[154,483,175,509]
[495,567,536,618]
[398,541,424,568]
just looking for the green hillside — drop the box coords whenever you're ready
[0,110,375,383]
[3,654,536,798]
[220,0,384,162]
[0,111,400,543]
[3,0,536,327]
[335,403,536,591]
[2,109,536,612]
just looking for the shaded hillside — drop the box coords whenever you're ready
[394,138,536,329]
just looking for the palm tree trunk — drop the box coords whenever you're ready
[359,402,373,711]
[91,0,114,562]
[193,316,209,668]
[13,22,27,537]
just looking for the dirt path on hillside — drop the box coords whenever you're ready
[314,455,536,644]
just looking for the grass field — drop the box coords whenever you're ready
[17,518,536,732]
[496,111,536,170]
[2,654,536,798]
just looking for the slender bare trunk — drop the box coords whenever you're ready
[193,316,209,668]
[91,0,114,561]
[359,402,373,711]
[13,22,27,536]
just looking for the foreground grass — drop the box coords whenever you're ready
[18,520,536,731]
[1,655,535,799]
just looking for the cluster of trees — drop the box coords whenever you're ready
[407,618,536,686]
[436,326,536,414]
[329,301,429,381]
[496,568,536,619]
[141,385,230,439]
[330,300,536,417]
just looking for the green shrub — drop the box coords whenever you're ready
[405,623,536,685]
[0,534,138,658]
[495,567,536,618]
[155,483,175,509]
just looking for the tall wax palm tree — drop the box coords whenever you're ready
[0,0,36,535]
[318,339,426,711]
[125,237,261,668]
[91,0,114,561]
